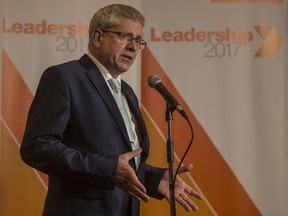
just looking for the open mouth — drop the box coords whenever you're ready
[122,55,133,61]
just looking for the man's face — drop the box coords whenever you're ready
[93,18,144,78]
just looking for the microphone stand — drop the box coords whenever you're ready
[166,104,176,216]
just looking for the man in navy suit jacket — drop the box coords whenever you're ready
[20,4,202,216]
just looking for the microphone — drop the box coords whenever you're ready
[147,74,188,119]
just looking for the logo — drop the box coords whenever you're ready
[254,26,283,57]
[150,26,253,45]
[150,25,283,58]
[2,19,88,36]
[2,18,89,53]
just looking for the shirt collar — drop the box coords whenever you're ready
[87,52,121,85]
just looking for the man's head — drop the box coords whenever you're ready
[88,4,146,78]
[88,4,145,50]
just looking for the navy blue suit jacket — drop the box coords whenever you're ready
[21,54,165,216]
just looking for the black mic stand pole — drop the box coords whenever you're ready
[166,104,176,216]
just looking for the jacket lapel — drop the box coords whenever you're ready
[122,81,149,161]
[78,54,131,149]
[78,54,149,167]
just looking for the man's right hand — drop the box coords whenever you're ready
[115,148,150,202]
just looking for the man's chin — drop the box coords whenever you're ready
[117,66,131,74]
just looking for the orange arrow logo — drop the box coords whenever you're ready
[254,26,283,57]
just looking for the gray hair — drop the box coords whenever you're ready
[88,4,145,50]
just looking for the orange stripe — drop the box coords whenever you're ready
[1,49,48,186]
[141,47,261,215]
[140,109,216,215]
[2,49,33,143]
[1,121,46,215]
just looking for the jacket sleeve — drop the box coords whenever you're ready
[144,164,166,199]
[20,66,118,190]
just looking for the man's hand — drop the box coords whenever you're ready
[115,148,150,202]
[157,164,203,211]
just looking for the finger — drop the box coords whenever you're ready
[185,186,203,200]
[129,171,147,193]
[177,164,193,174]
[125,172,150,202]
[115,172,150,202]
[130,184,150,202]
[176,193,198,211]
[176,178,203,201]
[126,148,142,160]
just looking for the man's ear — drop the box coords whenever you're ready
[93,29,102,48]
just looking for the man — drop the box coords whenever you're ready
[20,4,202,216]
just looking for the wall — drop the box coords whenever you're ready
[1,0,287,215]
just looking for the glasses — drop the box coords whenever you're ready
[100,29,147,50]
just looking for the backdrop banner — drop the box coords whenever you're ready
[1,0,287,215]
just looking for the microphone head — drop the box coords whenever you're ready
[148,74,161,88]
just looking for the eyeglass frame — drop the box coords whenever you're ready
[100,29,147,49]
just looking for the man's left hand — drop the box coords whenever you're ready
[157,164,203,212]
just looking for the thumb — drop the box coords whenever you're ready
[127,148,142,160]
[177,164,193,174]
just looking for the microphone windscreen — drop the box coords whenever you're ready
[148,74,161,88]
